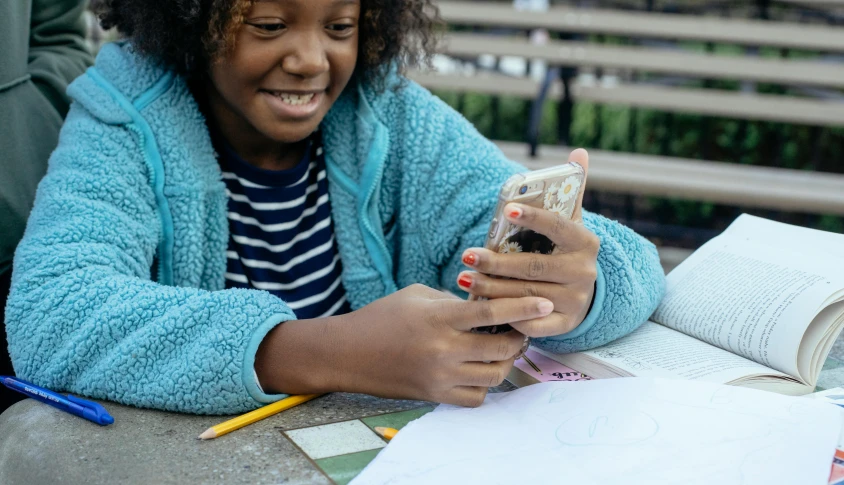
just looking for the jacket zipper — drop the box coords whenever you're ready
[360,125,397,293]
[129,124,166,284]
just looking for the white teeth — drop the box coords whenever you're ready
[277,92,315,106]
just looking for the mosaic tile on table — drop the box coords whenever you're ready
[286,406,440,484]
[360,406,435,432]
[285,419,386,460]
[316,448,383,485]
[287,393,514,484]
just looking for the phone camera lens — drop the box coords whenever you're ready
[519,185,528,195]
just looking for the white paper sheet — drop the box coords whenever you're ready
[352,378,840,485]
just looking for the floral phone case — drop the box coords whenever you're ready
[472,163,585,334]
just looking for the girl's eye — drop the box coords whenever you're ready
[327,24,354,32]
[247,22,286,32]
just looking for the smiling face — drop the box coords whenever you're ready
[205,0,360,167]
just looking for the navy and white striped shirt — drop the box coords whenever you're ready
[218,131,352,320]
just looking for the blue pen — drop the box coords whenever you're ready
[0,376,114,426]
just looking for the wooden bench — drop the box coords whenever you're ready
[429,3,844,137]
[778,0,844,9]
[428,1,844,161]
[440,33,844,90]
[421,1,844,269]
[494,141,844,217]
[495,140,844,272]
[410,69,844,128]
[608,0,844,11]
[438,2,844,51]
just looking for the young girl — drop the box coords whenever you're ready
[5,0,664,414]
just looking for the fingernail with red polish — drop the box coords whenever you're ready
[462,252,476,266]
[508,207,523,219]
[458,274,473,289]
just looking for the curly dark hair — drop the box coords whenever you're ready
[93,0,440,87]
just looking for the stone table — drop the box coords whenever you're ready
[0,392,430,485]
[3,339,844,485]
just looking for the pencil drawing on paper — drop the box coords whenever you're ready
[549,388,568,403]
[709,387,735,405]
[555,411,660,447]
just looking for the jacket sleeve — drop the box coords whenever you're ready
[398,81,665,352]
[27,0,93,117]
[0,0,92,275]
[5,105,295,415]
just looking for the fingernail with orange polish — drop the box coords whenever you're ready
[508,207,523,219]
[458,274,473,289]
[462,252,476,266]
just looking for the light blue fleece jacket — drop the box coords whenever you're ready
[6,43,665,415]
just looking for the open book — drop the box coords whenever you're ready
[534,214,844,396]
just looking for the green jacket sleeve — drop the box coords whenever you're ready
[27,0,93,117]
[0,0,92,275]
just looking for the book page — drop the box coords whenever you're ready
[725,214,844,259]
[652,236,844,378]
[544,321,792,384]
[799,302,844,383]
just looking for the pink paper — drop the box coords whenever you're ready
[514,349,591,382]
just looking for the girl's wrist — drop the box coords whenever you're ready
[254,313,354,395]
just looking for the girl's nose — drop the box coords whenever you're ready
[282,32,330,78]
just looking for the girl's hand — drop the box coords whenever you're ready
[457,149,600,338]
[255,284,554,407]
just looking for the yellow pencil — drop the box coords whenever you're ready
[198,394,322,440]
[374,426,399,441]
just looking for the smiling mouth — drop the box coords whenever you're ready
[262,90,323,106]
[259,89,326,120]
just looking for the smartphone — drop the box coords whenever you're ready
[471,163,585,334]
